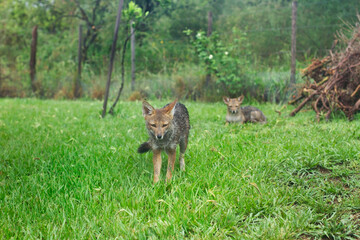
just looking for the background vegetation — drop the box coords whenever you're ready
[1,0,360,102]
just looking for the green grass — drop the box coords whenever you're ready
[0,98,359,239]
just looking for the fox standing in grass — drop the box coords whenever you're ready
[138,100,190,183]
[223,95,267,124]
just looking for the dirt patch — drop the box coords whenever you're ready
[298,234,331,240]
[328,176,342,183]
[316,165,332,174]
[351,212,360,225]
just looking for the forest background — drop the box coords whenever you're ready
[1,0,360,103]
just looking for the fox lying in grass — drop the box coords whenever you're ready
[223,95,267,124]
[138,100,190,183]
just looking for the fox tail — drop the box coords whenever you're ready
[137,142,151,153]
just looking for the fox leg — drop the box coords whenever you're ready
[152,149,162,184]
[179,138,188,171]
[165,148,176,182]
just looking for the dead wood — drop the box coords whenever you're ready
[290,16,360,120]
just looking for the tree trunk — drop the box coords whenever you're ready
[207,11,213,37]
[74,25,83,98]
[30,25,38,94]
[205,11,213,88]
[130,20,136,91]
[102,0,124,118]
[290,1,297,86]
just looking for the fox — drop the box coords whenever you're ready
[223,95,267,124]
[137,100,190,183]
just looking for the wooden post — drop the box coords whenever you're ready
[75,25,83,98]
[205,11,213,88]
[290,1,297,86]
[207,11,213,37]
[30,25,38,94]
[130,20,136,91]
[102,0,124,118]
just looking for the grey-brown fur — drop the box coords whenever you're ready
[223,96,267,124]
[139,102,190,152]
[138,100,190,182]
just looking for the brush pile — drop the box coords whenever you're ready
[290,19,360,121]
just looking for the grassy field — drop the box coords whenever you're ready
[0,98,359,239]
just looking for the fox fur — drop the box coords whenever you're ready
[138,100,190,183]
[223,95,267,124]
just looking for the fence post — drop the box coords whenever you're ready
[30,25,38,94]
[290,1,297,86]
[75,24,83,98]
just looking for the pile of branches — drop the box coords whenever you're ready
[290,19,360,121]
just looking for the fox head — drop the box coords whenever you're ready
[142,100,177,140]
[223,95,244,114]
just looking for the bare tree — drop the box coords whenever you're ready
[130,20,136,91]
[38,0,107,63]
[74,0,107,62]
[108,33,132,115]
[102,0,125,118]
[109,8,152,115]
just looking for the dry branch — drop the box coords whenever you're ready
[290,16,360,120]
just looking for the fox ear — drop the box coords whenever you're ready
[223,96,230,104]
[238,95,244,104]
[163,100,177,118]
[142,101,155,117]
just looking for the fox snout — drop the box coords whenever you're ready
[150,125,168,140]
[156,133,164,140]
[228,107,239,114]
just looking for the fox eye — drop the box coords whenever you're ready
[162,124,168,127]
[150,124,156,127]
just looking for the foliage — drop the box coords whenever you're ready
[123,1,144,21]
[1,0,360,100]
[219,0,360,63]
[0,99,360,238]
[185,29,253,96]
